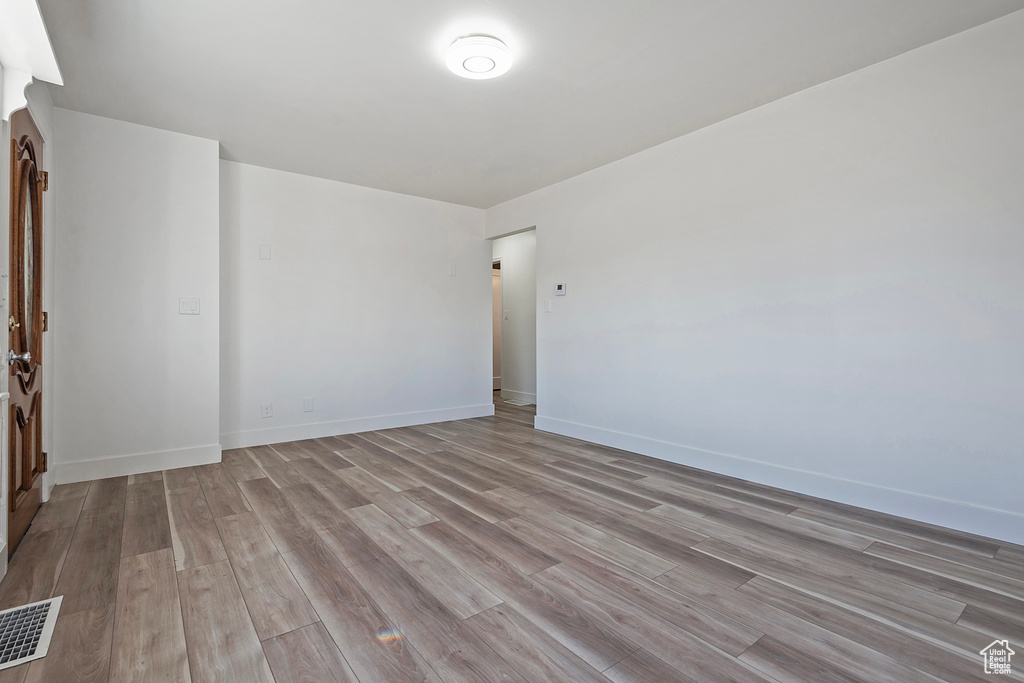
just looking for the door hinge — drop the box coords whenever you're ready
[41,452,48,473]
[42,312,48,332]
[40,171,48,192]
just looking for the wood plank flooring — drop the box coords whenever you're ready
[1,393,1022,681]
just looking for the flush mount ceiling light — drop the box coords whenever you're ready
[446,35,511,80]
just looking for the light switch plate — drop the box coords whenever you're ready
[260,244,272,260]
[178,297,200,315]
[303,397,314,413]
[448,264,457,277]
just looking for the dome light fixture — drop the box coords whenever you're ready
[446,35,511,80]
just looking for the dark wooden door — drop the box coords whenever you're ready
[8,108,45,555]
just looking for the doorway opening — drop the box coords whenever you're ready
[490,229,536,408]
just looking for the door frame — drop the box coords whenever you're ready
[488,227,537,406]
[491,258,503,392]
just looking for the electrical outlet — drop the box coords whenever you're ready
[178,297,200,315]
[303,397,314,413]
[261,402,273,419]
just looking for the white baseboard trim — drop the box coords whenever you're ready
[56,443,223,484]
[534,415,1024,546]
[493,376,501,390]
[40,472,56,503]
[221,403,495,450]
[500,389,536,404]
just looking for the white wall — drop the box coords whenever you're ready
[492,269,501,390]
[53,109,221,482]
[220,161,491,448]
[491,231,537,404]
[486,13,1024,543]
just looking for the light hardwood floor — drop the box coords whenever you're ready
[1,394,1021,681]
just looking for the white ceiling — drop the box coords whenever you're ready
[40,0,1024,208]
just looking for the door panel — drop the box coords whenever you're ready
[8,108,45,555]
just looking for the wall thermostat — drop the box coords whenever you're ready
[555,283,567,296]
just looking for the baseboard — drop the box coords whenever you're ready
[500,389,536,404]
[56,443,223,484]
[534,415,1024,546]
[221,403,495,450]
[493,376,501,390]
[40,472,56,503]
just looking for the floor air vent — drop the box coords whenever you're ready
[0,596,62,671]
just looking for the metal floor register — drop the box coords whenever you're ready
[0,596,62,671]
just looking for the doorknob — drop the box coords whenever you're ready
[8,350,30,365]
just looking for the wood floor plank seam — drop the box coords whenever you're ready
[862,542,1024,601]
[280,546,444,682]
[214,510,320,642]
[246,557,341,678]
[410,520,641,671]
[191,478,285,657]
[53,504,125,617]
[499,514,765,658]
[691,540,994,664]
[694,533,969,624]
[463,603,612,682]
[731,575,988,682]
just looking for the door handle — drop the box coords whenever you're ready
[8,350,30,365]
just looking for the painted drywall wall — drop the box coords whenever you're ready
[486,13,1024,543]
[492,230,536,404]
[220,161,492,448]
[492,269,502,390]
[53,109,221,481]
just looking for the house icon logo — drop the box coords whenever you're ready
[980,640,1015,675]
